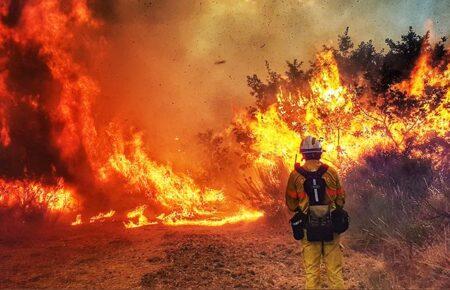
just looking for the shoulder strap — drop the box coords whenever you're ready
[295,164,329,178]
[316,164,329,177]
[294,163,310,178]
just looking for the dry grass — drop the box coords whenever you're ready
[0,185,61,240]
[236,159,291,223]
[345,150,450,288]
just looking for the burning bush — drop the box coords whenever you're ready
[236,27,449,171]
[196,27,449,221]
[0,178,75,237]
[236,159,291,223]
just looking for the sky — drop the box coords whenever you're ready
[93,0,449,159]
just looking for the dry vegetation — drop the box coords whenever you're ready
[0,222,397,289]
[2,150,448,289]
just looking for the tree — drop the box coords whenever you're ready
[338,27,354,56]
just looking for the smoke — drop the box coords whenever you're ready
[0,5,67,179]
[1,0,27,27]
[87,0,449,166]
[0,0,448,215]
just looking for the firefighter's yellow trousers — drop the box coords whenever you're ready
[302,237,344,289]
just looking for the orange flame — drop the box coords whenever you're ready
[0,178,76,212]
[89,210,116,223]
[124,205,157,229]
[395,50,449,97]
[242,49,449,171]
[102,130,263,227]
[71,214,82,226]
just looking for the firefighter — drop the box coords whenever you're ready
[286,136,346,289]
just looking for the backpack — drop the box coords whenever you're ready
[295,164,334,242]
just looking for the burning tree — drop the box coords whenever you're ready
[233,27,449,171]
[210,27,449,221]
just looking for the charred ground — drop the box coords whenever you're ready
[0,223,392,289]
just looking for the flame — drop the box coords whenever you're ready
[71,214,82,226]
[242,49,449,171]
[310,50,353,112]
[124,205,157,229]
[71,210,116,226]
[89,210,115,223]
[0,0,446,229]
[0,178,76,212]
[102,129,263,227]
[159,208,264,226]
[234,106,299,167]
[0,0,101,165]
[393,49,449,137]
[394,50,449,97]
[0,110,10,147]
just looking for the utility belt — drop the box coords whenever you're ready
[290,205,348,241]
[306,205,334,242]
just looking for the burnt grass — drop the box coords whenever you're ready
[142,232,303,288]
[0,221,435,289]
[138,225,380,289]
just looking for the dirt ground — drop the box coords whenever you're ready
[0,222,387,289]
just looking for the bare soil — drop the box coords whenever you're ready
[0,222,386,288]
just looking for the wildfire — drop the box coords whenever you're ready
[242,48,449,171]
[0,0,263,228]
[0,0,447,231]
[90,210,116,223]
[71,214,82,226]
[124,205,157,229]
[0,178,76,212]
[102,130,263,227]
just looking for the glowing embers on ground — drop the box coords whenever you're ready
[71,214,82,226]
[90,210,116,223]
[70,210,116,226]
[0,178,76,212]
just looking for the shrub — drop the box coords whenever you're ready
[345,149,449,287]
